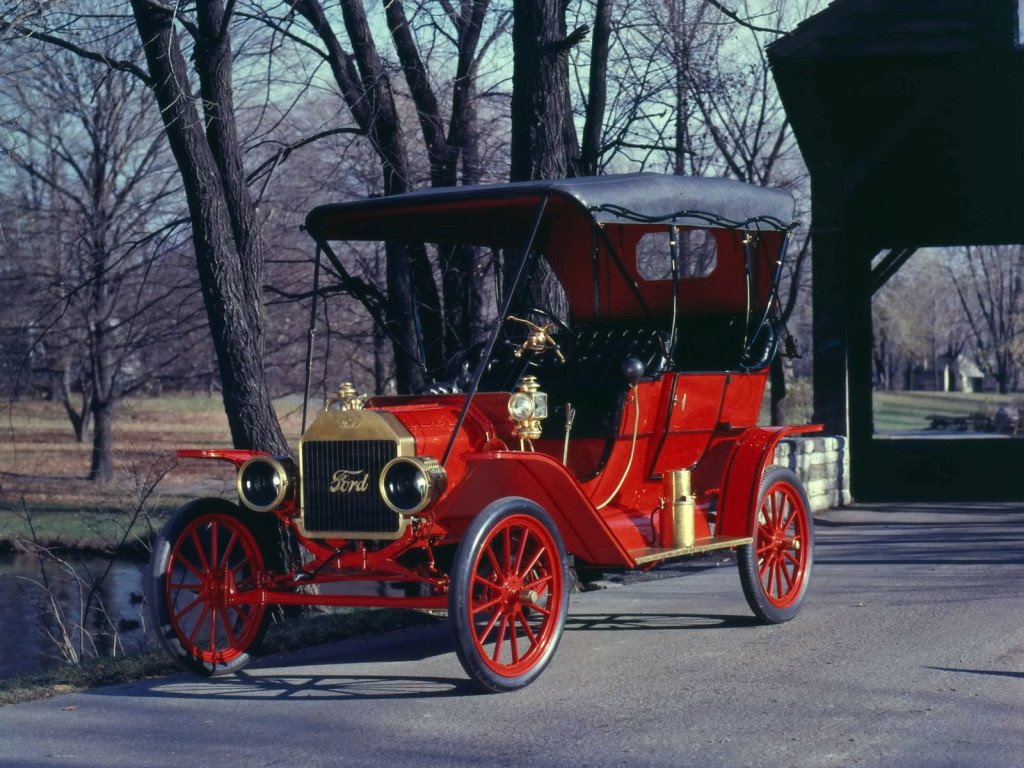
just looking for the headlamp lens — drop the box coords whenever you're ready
[379,457,445,515]
[238,458,287,511]
[382,461,427,513]
[508,392,535,420]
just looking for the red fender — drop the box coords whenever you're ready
[716,424,823,538]
[438,451,634,567]
[177,448,270,469]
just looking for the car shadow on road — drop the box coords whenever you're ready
[927,665,1024,680]
[565,612,760,631]
[112,671,483,701]
[86,623,488,701]
[86,612,763,703]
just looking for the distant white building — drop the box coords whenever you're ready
[940,354,986,393]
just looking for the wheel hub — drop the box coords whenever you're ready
[767,528,798,557]
[199,568,234,608]
[500,576,524,609]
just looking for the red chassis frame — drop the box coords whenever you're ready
[176,389,820,610]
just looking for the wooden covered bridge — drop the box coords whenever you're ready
[768,0,1024,499]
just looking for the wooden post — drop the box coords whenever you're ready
[809,154,849,438]
[846,244,876,499]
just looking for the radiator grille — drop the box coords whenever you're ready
[300,440,399,536]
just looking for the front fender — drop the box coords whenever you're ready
[436,451,634,567]
[177,448,270,469]
[716,425,823,538]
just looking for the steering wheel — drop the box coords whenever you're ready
[501,306,575,367]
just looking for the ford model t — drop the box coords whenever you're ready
[150,173,818,692]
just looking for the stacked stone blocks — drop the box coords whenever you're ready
[773,436,850,512]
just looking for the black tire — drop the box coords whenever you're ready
[737,466,813,624]
[449,497,570,692]
[148,498,275,677]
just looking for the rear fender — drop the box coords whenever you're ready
[438,451,634,567]
[716,425,823,538]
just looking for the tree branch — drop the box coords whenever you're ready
[0,19,153,84]
[246,127,365,184]
[543,24,588,55]
[704,0,784,35]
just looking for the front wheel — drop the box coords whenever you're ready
[449,498,570,692]
[737,466,813,623]
[148,499,270,676]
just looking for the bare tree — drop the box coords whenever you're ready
[579,0,810,421]
[131,1,290,452]
[0,3,292,455]
[384,0,510,363]
[244,0,514,390]
[1,50,201,480]
[0,0,829,432]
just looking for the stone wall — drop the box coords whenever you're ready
[773,436,850,512]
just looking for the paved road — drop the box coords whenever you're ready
[2,502,1023,768]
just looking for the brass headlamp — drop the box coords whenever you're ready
[379,456,446,515]
[508,375,548,441]
[237,456,295,512]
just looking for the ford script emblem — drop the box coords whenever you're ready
[329,469,370,493]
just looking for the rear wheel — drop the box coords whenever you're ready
[449,498,570,692]
[149,500,270,676]
[737,466,813,623]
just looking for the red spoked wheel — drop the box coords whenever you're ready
[450,498,570,692]
[738,466,813,624]
[149,500,269,676]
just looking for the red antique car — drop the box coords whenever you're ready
[149,173,818,692]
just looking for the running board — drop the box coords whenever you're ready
[630,536,753,565]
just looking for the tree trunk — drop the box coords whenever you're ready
[130,1,287,454]
[470,248,493,348]
[460,84,489,349]
[670,0,693,176]
[509,0,583,316]
[58,363,91,443]
[381,0,491,380]
[510,0,582,181]
[88,397,114,482]
[438,244,473,379]
[385,240,428,392]
[580,0,611,176]
[373,328,390,394]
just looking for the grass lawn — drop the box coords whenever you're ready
[872,390,1022,434]
[0,394,303,549]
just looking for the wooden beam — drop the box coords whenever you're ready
[870,247,918,293]
[844,87,945,198]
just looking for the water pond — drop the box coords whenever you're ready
[0,553,149,680]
